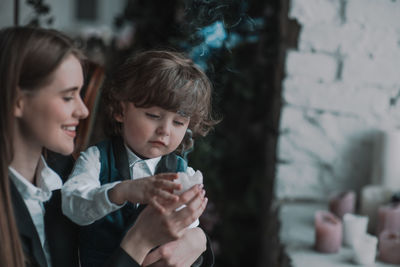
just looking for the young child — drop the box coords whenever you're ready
[61,50,218,267]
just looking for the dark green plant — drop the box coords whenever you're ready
[25,0,53,26]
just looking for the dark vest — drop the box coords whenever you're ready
[10,180,80,267]
[79,136,187,267]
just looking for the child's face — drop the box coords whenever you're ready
[116,102,190,158]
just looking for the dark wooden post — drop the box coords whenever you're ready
[14,0,19,26]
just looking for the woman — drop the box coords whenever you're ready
[0,26,207,267]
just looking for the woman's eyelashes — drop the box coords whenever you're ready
[62,90,81,102]
[62,96,73,102]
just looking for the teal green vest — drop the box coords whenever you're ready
[79,136,187,267]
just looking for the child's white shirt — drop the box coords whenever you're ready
[61,145,198,228]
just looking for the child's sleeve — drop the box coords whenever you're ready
[61,146,124,226]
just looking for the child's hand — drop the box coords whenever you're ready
[109,173,182,212]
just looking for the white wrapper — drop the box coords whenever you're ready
[174,170,203,194]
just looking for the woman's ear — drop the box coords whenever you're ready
[13,90,26,118]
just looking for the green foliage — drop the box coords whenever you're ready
[25,0,53,26]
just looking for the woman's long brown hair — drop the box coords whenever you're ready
[0,26,84,267]
[0,26,26,267]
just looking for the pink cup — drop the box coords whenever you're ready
[329,191,356,219]
[379,230,400,264]
[315,210,342,253]
[376,203,400,236]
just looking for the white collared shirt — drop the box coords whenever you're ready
[62,144,197,227]
[125,144,162,180]
[9,156,63,267]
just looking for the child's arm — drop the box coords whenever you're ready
[108,173,181,212]
[61,146,122,225]
[62,146,182,225]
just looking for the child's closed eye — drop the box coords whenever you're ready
[145,112,160,119]
[173,115,189,126]
[173,120,185,126]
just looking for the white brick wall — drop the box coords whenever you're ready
[286,52,337,82]
[276,0,400,200]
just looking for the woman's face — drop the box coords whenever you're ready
[15,54,89,155]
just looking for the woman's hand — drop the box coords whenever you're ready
[142,227,207,267]
[108,173,182,211]
[120,184,207,264]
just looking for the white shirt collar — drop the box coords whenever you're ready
[9,156,63,202]
[124,144,161,175]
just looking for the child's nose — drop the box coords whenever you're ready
[156,121,171,136]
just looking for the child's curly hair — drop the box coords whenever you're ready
[103,50,219,155]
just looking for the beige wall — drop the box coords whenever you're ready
[0,0,125,35]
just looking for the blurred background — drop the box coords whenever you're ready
[2,0,400,266]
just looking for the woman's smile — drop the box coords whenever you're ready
[62,125,78,138]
